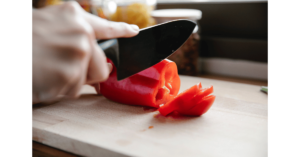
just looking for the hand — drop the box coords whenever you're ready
[32,1,139,104]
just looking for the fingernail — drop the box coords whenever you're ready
[107,63,113,73]
[131,25,139,31]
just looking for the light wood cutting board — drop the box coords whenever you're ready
[33,75,268,157]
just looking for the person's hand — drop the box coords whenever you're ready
[32,1,139,104]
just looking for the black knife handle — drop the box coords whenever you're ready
[97,39,119,68]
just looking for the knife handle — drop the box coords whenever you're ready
[97,39,119,68]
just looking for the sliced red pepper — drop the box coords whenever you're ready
[100,59,180,108]
[158,83,216,116]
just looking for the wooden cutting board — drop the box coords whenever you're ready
[33,75,267,157]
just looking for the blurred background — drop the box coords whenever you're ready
[33,0,268,86]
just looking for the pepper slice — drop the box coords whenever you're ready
[100,59,180,108]
[158,83,216,116]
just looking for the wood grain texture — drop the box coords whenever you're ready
[33,75,267,157]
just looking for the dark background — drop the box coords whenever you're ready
[157,1,268,63]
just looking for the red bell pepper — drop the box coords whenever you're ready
[100,59,180,108]
[158,83,216,116]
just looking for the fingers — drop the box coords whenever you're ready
[54,2,139,39]
[89,63,112,95]
[62,77,85,99]
[83,11,139,39]
[86,41,111,85]
[35,1,133,102]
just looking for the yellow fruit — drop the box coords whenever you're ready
[126,3,150,28]
[109,3,155,29]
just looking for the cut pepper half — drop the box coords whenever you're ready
[158,83,216,116]
[100,59,180,108]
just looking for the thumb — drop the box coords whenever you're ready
[89,62,112,95]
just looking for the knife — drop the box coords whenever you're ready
[98,19,196,81]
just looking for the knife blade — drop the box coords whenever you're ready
[98,19,196,81]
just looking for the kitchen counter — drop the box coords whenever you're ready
[33,75,267,157]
